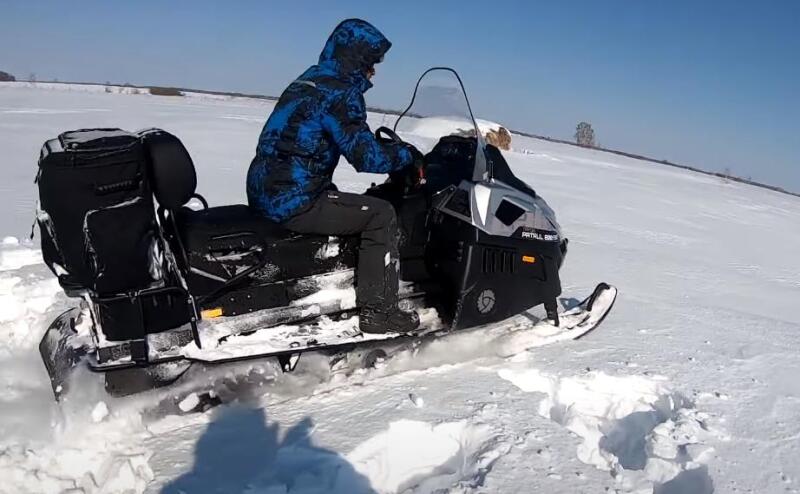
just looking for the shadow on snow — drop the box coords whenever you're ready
[161,406,375,494]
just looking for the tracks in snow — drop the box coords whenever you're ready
[498,366,725,493]
[0,239,728,493]
[346,419,505,493]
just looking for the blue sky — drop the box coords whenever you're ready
[2,0,798,190]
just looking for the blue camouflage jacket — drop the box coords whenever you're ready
[247,18,413,222]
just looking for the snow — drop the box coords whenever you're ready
[0,81,265,103]
[91,401,110,423]
[1,84,800,493]
[0,238,44,272]
[497,367,724,491]
[346,419,501,493]
[290,270,356,310]
[178,393,201,413]
[315,237,341,260]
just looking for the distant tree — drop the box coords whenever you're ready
[0,70,15,82]
[28,73,36,82]
[575,122,596,147]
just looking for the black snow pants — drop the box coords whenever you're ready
[283,190,399,310]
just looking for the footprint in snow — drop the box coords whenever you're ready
[497,367,725,493]
[346,419,506,493]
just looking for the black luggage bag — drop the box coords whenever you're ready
[36,128,159,295]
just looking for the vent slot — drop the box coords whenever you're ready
[482,247,515,274]
[495,199,525,226]
[445,188,471,218]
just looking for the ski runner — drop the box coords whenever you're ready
[247,18,422,334]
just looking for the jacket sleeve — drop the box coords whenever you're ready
[321,87,413,173]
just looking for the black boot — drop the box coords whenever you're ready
[360,306,421,334]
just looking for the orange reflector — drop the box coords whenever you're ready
[522,255,536,264]
[201,308,224,319]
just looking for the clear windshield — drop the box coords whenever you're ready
[394,68,489,182]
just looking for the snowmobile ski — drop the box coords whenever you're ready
[188,282,617,364]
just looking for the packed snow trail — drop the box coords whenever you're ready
[1,84,800,493]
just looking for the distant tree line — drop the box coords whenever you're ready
[148,86,183,96]
[0,70,15,82]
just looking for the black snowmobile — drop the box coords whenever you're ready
[37,68,616,400]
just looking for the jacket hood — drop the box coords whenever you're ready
[318,19,391,91]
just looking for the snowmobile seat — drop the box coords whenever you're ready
[138,128,291,241]
[174,204,291,253]
[139,128,353,310]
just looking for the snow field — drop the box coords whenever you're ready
[0,81,269,103]
[0,85,798,493]
[0,219,764,494]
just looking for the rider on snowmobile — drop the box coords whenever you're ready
[247,18,421,334]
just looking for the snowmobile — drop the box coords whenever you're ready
[37,67,616,400]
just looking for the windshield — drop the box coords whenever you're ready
[394,67,489,182]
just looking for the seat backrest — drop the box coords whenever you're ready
[138,128,197,210]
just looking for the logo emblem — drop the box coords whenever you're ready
[476,289,496,314]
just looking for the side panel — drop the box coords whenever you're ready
[426,207,563,330]
[188,235,357,316]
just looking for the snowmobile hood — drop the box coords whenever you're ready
[318,18,391,93]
